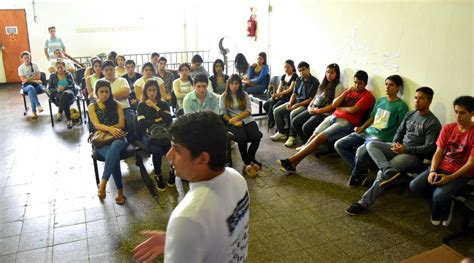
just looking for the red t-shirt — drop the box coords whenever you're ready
[333,89,375,125]
[437,123,474,177]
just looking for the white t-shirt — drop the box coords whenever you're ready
[103,77,131,108]
[164,167,249,263]
[18,63,40,80]
[48,58,75,72]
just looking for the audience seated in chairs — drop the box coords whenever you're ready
[85,58,103,102]
[242,52,270,95]
[335,74,408,187]
[345,87,442,215]
[409,95,474,226]
[47,49,76,73]
[271,61,320,147]
[263,59,298,129]
[277,70,375,173]
[209,59,229,95]
[47,60,78,129]
[18,51,45,119]
[220,74,263,177]
[88,80,128,204]
[134,62,169,103]
[136,79,175,191]
[173,63,194,116]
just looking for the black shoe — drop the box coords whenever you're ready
[167,172,176,187]
[362,174,374,187]
[268,120,275,129]
[348,176,363,188]
[345,203,368,216]
[154,175,166,191]
[379,170,401,187]
[276,159,296,173]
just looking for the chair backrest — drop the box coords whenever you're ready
[40,72,48,86]
[74,68,86,85]
[267,75,280,95]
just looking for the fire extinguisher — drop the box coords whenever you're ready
[247,10,257,40]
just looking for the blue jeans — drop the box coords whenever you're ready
[335,132,379,178]
[22,84,43,112]
[96,138,128,189]
[144,135,171,175]
[409,168,469,218]
[244,67,269,95]
[315,115,354,143]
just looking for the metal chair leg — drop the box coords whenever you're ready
[76,99,83,124]
[135,154,159,201]
[22,93,28,116]
[92,156,100,186]
[48,99,54,127]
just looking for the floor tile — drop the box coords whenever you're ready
[53,239,89,263]
[53,223,87,245]
[16,246,53,263]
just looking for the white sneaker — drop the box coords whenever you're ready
[284,136,296,147]
[442,200,455,227]
[270,132,287,141]
[56,113,63,121]
[37,105,44,113]
[295,145,305,151]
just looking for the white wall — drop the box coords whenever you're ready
[1,0,472,123]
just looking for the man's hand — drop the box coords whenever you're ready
[428,171,437,184]
[432,174,451,186]
[354,127,364,134]
[58,86,65,92]
[233,121,243,127]
[391,142,404,154]
[133,230,166,262]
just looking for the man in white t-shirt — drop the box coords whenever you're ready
[48,49,75,73]
[133,111,249,263]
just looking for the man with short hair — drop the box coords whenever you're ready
[271,61,319,147]
[48,49,75,73]
[44,26,66,60]
[133,111,249,262]
[335,75,408,187]
[346,87,442,215]
[122,59,142,109]
[150,52,160,72]
[278,70,375,172]
[156,57,175,103]
[189,54,210,79]
[410,95,474,226]
[183,74,219,114]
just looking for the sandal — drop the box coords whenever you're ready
[115,195,126,205]
[97,184,106,199]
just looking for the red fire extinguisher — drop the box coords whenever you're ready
[247,8,257,40]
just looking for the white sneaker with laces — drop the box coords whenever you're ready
[284,136,296,147]
[270,132,287,141]
[442,200,455,227]
[56,113,63,121]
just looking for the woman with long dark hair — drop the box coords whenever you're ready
[137,79,174,191]
[48,60,77,128]
[88,80,128,204]
[242,52,270,94]
[220,74,263,177]
[209,59,229,94]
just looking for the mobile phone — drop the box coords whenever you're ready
[433,176,441,183]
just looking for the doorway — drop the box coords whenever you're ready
[0,9,30,83]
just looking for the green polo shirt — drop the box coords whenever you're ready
[183,90,219,114]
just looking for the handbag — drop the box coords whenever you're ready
[88,130,116,148]
[148,123,169,146]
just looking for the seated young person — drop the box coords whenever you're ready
[271,61,319,146]
[263,59,298,129]
[189,54,209,79]
[85,58,102,102]
[335,75,408,187]
[346,87,442,215]
[122,59,142,109]
[183,74,219,114]
[291,63,344,146]
[234,53,249,78]
[88,80,128,205]
[137,80,174,191]
[134,62,168,103]
[409,96,474,226]
[220,74,263,177]
[173,63,194,114]
[242,52,270,95]
[48,60,77,129]
[47,49,75,73]
[114,55,126,78]
[156,57,175,103]
[209,59,229,94]
[18,51,44,119]
[133,111,249,262]
[277,70,375,172]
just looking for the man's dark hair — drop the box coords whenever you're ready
[169,111,227,171]
[151,52,160,59]
[194,74,209,85]
[453,96,474,112]
[354,70,368,84]
[191,54,204,64]
[386,75,403,87]
[416,86,434,101]
[48,26,56,32]
[158,57,167,63]
[125,59,135,66]
[297,61,310,69]
[101,60,115,70]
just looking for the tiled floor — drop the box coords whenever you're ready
[0,84,472,262]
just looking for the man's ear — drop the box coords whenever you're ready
[196,152,211,167]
